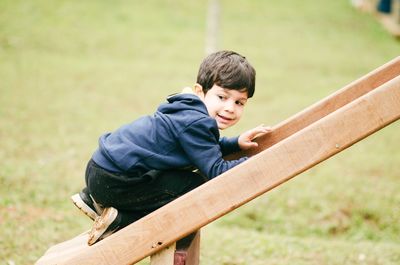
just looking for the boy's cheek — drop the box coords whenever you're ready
[235,110,244,121]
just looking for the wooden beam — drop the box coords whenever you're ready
[227,56,400,159]
[36,73,400,265]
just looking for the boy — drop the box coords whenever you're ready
[72,50,270,245]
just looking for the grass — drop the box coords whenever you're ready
[1,0,399,264]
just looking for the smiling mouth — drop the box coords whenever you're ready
[217,114,234,123]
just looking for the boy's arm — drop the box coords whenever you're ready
[219,136,241,156]
[179,118,247,179]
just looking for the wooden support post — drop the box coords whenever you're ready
[35,58,400,265]
[149,231,200,265]
[175,231,200,265]
[150,243,176,265]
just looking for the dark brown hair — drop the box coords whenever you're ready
[196,50,256,98]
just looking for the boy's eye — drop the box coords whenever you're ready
[218,95,226,100]
[236,100,246,106]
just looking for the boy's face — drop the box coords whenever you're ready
[200,84,248,130]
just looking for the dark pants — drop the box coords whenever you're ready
[84,159,207,227]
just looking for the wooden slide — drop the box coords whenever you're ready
[36,57,400,265]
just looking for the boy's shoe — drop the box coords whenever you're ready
[87,207,121,246]
[71,191,103,221]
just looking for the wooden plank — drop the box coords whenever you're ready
[35,73,400,265]
[227,56,400,160]
[150,243,176,265]
[37,231,89,261]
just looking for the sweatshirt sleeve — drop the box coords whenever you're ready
[178,117,247,179]
[219,136,242,156]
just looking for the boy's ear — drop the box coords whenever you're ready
[193,84,205,100]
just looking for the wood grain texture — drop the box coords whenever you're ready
[35,62,400,265]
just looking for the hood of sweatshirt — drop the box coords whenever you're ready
[157,93,209,116]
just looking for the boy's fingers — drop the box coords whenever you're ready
[250,126,272,140]
[251,132,266,140]
[243,141,258,150]
[259,125,272,131]
[251,142,259,147]
[257,124,271,130]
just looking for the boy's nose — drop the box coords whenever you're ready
[224,101,235,112]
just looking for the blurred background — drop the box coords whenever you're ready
[0,0,399,264]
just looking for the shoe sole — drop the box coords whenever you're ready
[71,193,98,221]
[87,207,119,246]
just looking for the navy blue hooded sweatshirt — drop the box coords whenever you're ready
[92,93,247,179]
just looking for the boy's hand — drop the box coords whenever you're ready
[238,125,272,150]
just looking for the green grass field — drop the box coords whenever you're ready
[1,0,399,264]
